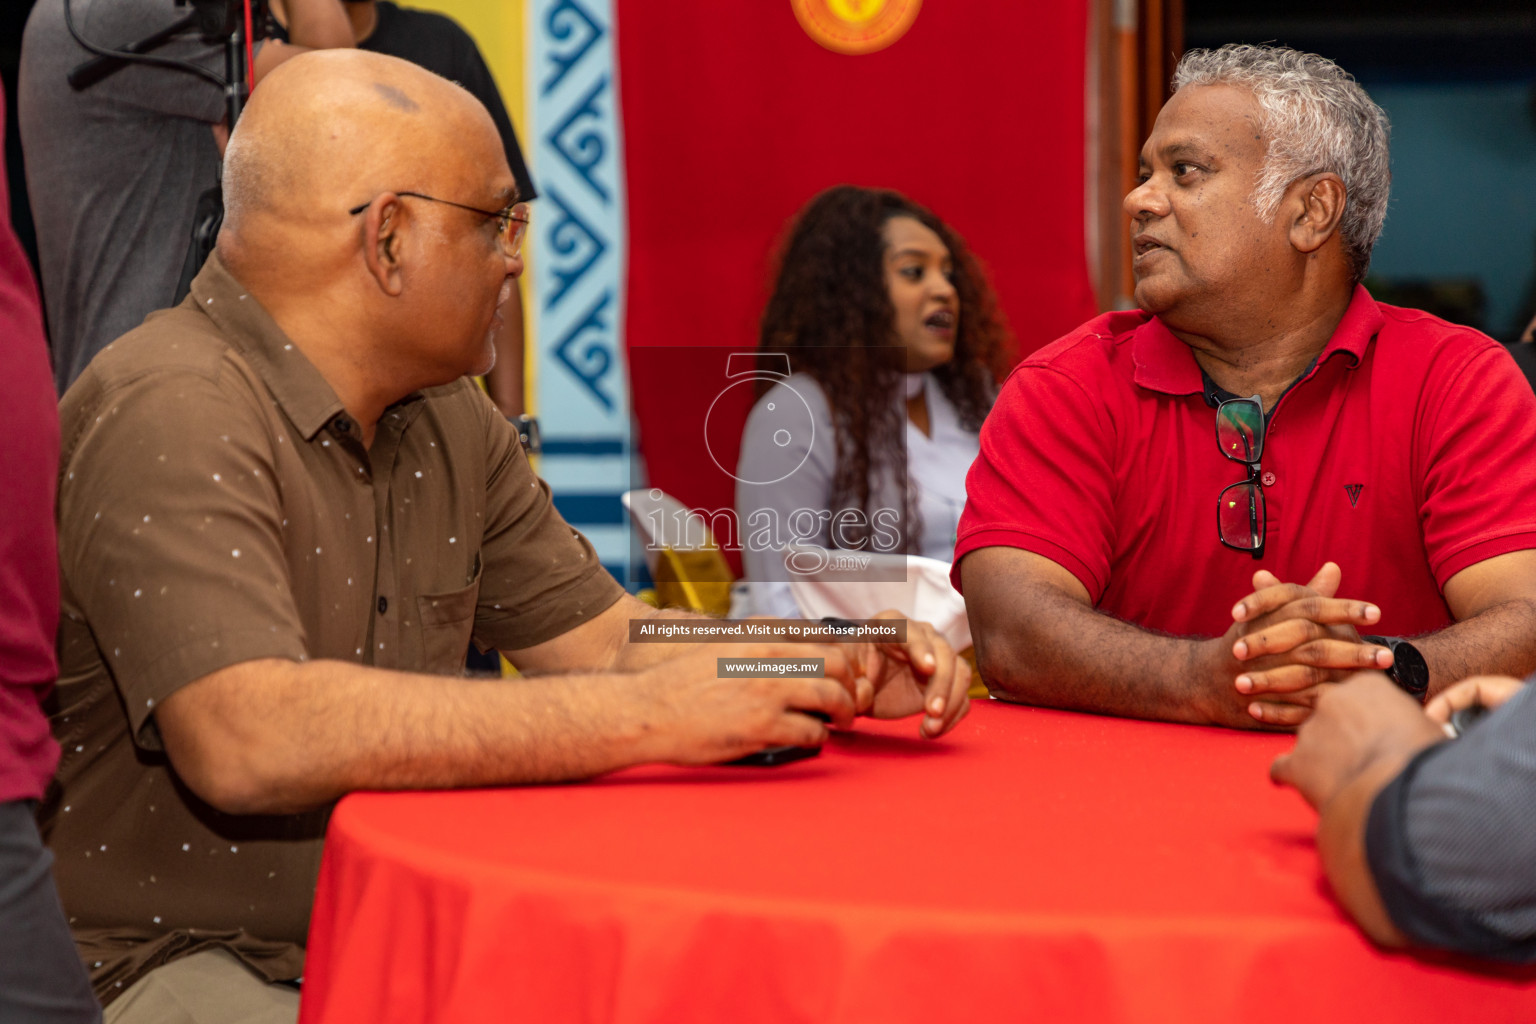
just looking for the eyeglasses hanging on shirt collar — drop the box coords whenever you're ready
[1216,395,1266,560]
[347,192,529,259]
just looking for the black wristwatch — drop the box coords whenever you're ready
[1362,635,1429,702]
[509,414,541,454]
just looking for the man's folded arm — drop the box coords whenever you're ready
[155,653,853,816]
[1411,341,1536,692]
[955,368,1259,725]
[156,658,664,814]
[961,546,1236,726]
[1413,550,1536,696]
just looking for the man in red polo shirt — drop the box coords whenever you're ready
[0,81,101,1021]
[956,43,1536,730]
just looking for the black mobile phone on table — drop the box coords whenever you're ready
[725,744,822,767]
[722,711,829,767]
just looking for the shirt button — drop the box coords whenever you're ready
[377,596,388,615]
[1261,471,1277,487]
[333,416,352,433]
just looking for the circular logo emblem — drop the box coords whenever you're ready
[703,378,816,485]
[791,0,921,56]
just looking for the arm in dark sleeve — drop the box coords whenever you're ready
[1366,682,1536,962]
[64,0,227,122]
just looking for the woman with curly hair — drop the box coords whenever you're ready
[735,185,1015,615]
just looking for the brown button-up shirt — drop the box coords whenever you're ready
[44,254,625,1003]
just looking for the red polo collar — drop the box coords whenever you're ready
[1131,284,1384,397]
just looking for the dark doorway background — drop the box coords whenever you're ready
[1185,0,1536,340]
[1186,0,1536,82]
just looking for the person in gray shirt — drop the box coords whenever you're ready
[1272,668,1536,962]
[19,0,351,394]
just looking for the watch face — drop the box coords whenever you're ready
[1392,642,1431,699]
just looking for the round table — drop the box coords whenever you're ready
[299,701,1536,1023]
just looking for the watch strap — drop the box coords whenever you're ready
[1362,635,1430,702]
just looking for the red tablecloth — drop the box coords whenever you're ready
[299,701,1536,1023]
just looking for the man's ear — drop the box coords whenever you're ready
[1288,172,1347,255]
[361,195,407,297]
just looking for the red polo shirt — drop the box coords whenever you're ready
[0,82,61,803]
[954,286,1536,640]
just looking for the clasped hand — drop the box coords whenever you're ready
[647,611,970,765]
[1212,562,1392,728]
[849,610,973,739]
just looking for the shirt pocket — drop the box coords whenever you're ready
[415,560,483,672]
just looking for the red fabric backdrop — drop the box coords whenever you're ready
[617,2,1097,521]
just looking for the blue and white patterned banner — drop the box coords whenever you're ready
[528,0,630,579]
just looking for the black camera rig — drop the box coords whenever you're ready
[65,0,269,301]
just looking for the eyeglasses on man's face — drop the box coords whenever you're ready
[347,192,530,258]
[1215,395,1266,559]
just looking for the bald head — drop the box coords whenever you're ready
[212,49,521,415]
[221,49,506,242]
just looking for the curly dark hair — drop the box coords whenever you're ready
[757,184,1015,552]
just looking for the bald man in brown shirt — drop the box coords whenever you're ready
[44,51,971,1022]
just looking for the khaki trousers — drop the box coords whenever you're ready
[103,949,298,1024]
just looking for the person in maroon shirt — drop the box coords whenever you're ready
[0,82,100,1023]
[956,44,1536,730]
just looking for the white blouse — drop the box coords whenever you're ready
[733,372,979,617]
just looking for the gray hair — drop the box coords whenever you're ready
[1172,44,1391,280]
